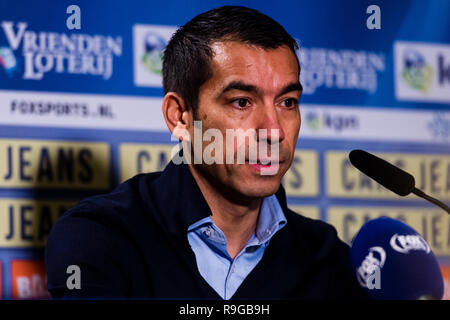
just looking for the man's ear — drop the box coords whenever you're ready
[162,92,191,140]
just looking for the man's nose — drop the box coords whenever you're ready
[255,105,285,143]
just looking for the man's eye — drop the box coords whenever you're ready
[282,98,299,108]
[232,98,250,109]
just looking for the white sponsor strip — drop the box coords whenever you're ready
[300,104,449,144]
[0,90,449,144]
[0,90,167,131]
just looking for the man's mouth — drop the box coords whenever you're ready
[246,158,281,165]
[245,159,282,176]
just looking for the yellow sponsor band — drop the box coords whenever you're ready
[120,144,175,182]
[326,151,450,200]
[283,150,319,197]
[120,144,319,196]
[0,139,110,189]
[0,199,76,247]
[328,207,450,256]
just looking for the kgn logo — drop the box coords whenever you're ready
[304,111,358,133]
[402,49,434,93]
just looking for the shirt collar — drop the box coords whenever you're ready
[255,195,287,243]
[142,160,290,243]
[187,194,287,245]
[187,216,213,232]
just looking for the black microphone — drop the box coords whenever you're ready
[349,149,450,214]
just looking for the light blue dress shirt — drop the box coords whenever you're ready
[187,194,287,300]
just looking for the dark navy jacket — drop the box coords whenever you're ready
[45,160,368,299]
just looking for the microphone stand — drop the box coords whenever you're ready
[412,188,450,214]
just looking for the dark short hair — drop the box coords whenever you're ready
[162,5,299,116]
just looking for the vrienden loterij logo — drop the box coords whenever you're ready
[297,45,385,95]
[0,21,122,80]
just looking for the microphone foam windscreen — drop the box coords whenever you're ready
[351,217,444,300]
[349,149,415,196]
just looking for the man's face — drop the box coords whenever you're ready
[189,41,301,200]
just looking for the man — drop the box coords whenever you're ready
[46,6,367,299]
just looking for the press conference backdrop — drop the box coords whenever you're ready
[0,0,449,300]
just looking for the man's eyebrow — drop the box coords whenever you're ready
[220,81,261,96]
[219,81,303,97]
[277,82,303,97]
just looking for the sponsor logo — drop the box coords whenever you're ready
[0,139,110,190]
[305,112,321,131]
[357,246,385,288]
[401,49,434,92]
[428,112,450,140]
[0,21,122,80]
[11,260,49,299]
[390,233,431,254]
[0,199,76,247]
[133,24,178,87]
[304,111,359,133]
[0,46,18,76]
[394,41,450,103]
[297,45,385,95]
[0,90,167,131]
[441,266,450,300]
[141,32,166,75]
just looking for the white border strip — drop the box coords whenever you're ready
[0,90,449,144]
[0,90,167,131]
